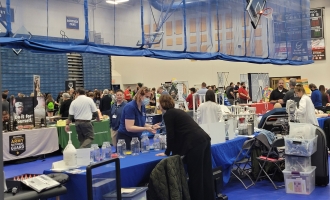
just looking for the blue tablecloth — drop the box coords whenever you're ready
[317,117,329,129]
[44,137,247,200]
[211,137,247,185]
[44,153,163,200]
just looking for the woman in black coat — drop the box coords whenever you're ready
[156,94,215,200]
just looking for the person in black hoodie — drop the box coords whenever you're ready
[156,94,215,200]
[99,89,112,115]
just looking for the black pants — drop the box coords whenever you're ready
[117,132,141,150]
[185,140,215,200]
[101,110,110,116]
[239,98,248,104]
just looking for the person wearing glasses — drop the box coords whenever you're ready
[117,87,160,150]
[110,89,127,148]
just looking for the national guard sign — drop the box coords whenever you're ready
[9,134,26,156]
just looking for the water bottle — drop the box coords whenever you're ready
[101,143,107,161]
[131,137,140,156]
[117,139,126,158]
[93,146,100,162]
[105,142,112,159]
[141,135,150,153]
[160,134,166,150]
[153,134,160,151]
[90,147,94,163]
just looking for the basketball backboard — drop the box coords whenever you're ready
[246,0,267,29]
[136,31,164,48]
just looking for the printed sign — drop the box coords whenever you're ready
[11,97,35,129]
[312,39,325,60]
[291,40,308,56]
[9,134,26,156]
[65,80,76,91]
[66,16,79,30]
[0,7,14,22]
[310,8,323,39]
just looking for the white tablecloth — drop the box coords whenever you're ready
[3,127,59,161]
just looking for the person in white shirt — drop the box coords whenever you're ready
[294,84,318,126]
[65,88,100,148]
[197,90,223,124]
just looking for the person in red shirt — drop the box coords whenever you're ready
[124,86,132,102]
[186,88,197,110]
[238,82,250,104]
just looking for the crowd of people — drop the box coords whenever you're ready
[3,79,328,200]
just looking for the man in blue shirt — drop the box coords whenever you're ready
[196,82,208,95]
[309,83,323,110]
[110,89,127,147]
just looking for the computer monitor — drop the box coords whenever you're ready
[246,0,267,29]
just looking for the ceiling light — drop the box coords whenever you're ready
[106,0,129,4]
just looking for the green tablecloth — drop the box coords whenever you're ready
[57,120,111,149]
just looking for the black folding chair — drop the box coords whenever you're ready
[86,158,121,200]
[255,138,285,189]
[231,138,256,189]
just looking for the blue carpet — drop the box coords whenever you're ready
[4,154,330,199]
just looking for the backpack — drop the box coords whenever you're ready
[47,101,54,110]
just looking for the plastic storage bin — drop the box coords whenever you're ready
[285,155,311,172]
[103,187,147,200]
[284,135,318,156]
[283,166,316,195]
[289,123,316,139]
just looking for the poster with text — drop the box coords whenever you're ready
[9,134,26,156]
[312,39,326,60]
[11,97,35,129]
[66,16,79,30]
[310,8,324,39]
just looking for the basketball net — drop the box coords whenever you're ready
[260,7,273,20]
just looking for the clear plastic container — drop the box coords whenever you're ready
[93,146,100,162]
[131,137,140,156]
[101,143,107,161]
[117,139,126,158]
[153,134,160,151]
[284,136,318,156]
[160,134,166,150]
[285,155,311,172]
[283,166,316,195]
[105,142,112,159]
[289,123,316,139]
[140,135,150,153]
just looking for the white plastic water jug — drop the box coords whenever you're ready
[63,131,77,168]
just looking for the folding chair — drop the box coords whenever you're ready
[231,138,256,189]
[255,138,285,189]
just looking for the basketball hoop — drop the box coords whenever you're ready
[136,31,164,48]
[261,7,273,20]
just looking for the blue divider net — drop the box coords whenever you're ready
[0,0,313,65]
[144,0,186,51]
